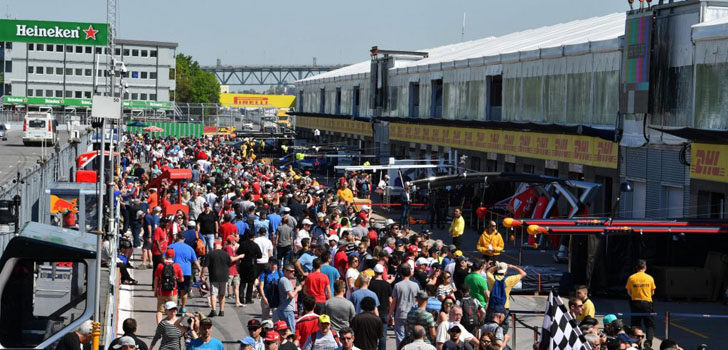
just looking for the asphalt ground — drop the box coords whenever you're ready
[0,129,71,184]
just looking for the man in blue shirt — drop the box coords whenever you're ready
[233,215,250,238]
[168,232,202,313]
[319,251,340,295]
[267,210,282,237]
[187,318,223,350]
[183,221,204,249]
[296,241,318,274]
[258,260,283,320]
[349,273,380,314]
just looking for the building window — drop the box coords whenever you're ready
[131,93,138,100]
[131,71,139,79]
[85,46,92,54]
[170,90,174,100]
[97,70,102,77]
[65,91,72,97]
[84,69,92,76]
[56,45,63,52]
[630,181,647,218]
[150,93,157,100]
[319,88,325,113]
[36,44,44,51]
[150,72,157,79]
[487,75,503,121]
[141,50,148,57]
[431,79,443,118]
[56,67,63,75]
[5,61,11,73]
[132,49,139,56]
[140,93,147,100]
[544,168,558,177]
[46,67,53,75]
[27,66,34,74]
[75,46,82,53]
[123,92,129,99]
[84,91,91,98]
[123,49,129,56]
[65,68,72,75]
[150,50,157,57]
[523,164,535,174]
[352,86,360,117]
[27,89,33,96]
[95,47,102,54]
[504,161,516,172]
[5,42,10,50]
[28,43,34,51]
[46,44,53,52]
[75,68,82,76]
[75,91,82,98]
[169,68,175,80]
[55,90,62,97]
[141,72,148,79]
[45,90,52,97]
[36,89,43,97]
[409,82,420,118]
[486,159,498,172]
[36,66,44,74]
[65,45,72,53]
[115,48,121,56]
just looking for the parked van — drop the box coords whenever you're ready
[23,112,58,146]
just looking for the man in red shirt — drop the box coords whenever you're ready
[152,218,170,288]
[154,248,184,323]
[334,245,349,278]
[304,258,331,312]
[219,214,238,243]
[295,295,319,347]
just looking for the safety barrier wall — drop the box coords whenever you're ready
[0,130,92,252]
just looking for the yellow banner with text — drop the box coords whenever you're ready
[691,143,728,183]
[389,123,618,169]
[296,116,373,137]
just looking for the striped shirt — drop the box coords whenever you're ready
[151,319,182,350]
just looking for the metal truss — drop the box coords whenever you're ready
[201,65,347,87]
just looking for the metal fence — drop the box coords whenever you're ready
[0,130,92,251]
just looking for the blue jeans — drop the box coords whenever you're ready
[204,234,215,253]
[394,318,407,348]
[277,308,295,333]
[379,316,388,350]
[400,205,410,226]
[130,224,141,247]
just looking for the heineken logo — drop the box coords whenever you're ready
[15,24,99,40]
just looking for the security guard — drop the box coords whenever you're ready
[625,259,656,348]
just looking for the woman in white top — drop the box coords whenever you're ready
[345,254,360,298]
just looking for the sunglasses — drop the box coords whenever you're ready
[341,336,354,341]
[444,302,454,306]
[286,269,295,272]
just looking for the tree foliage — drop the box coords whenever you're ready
[174,54,220,103]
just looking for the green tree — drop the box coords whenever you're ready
[174,54,220,103]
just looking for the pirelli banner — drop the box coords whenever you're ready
[389,123,618,169]
[297,116,373,137]
[691,143,728,183]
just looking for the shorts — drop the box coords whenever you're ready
[210,281,227,297]
[142,234,152,250]
[156,295,178,313]
[227,274,241,288]
[179,276,192,293]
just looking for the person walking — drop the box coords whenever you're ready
[197,203,219,253]
[449,208,464,250]
[187,318,224,350]
[476,221,503,262]
[626,259,656,348]
[154,249,184,324]
[368,264,392,350]
[406,291,437,345]
[323,280,356,332]
[350,297,382,350]
[390,263,420,348]
[150,301,184,350]
[259,260,284,321]
[168,232,202,313]
[278,264,304,332]
[109,318,148,350]
[203,240,244,317]
[301,314,342,350]
[237,232,263,304]
[400,183,412,227]
[304,258,332,312]
[463,261,489,308]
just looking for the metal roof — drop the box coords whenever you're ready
[298,12,626,83]
[116,39,178,48]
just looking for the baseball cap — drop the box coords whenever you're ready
[395,240,404,247]
[165,248,175,258]
[373,264,384,274]
[386,218,395,226]
[247,319,261,329]
[454,250,463,257]
[187,220,196,227]
[416,290,429,300]
[239,336,256,346]
[328,235,340,243]
[449,324,462,333]
[361,205,370,211]
[164,301,177,310]
[496,262,508,274]
[302,219,313,225]
[264,331,281,342]
[318,314,331,323]
[448,244,457,251]
[408,245,418,254]
[261,320,274,329]
[274,320,289,331]
[603,314,617,325]
[199,318,213,327]
[416,257,429,266]
[616,333,637,344]
[112,336,136,349]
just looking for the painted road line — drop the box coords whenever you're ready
[670,321,709,339]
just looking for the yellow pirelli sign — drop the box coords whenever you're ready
[220,93,295,108]
[296,116,373,137]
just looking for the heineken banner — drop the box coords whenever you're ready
[0,19,108,46]
[3,96,171,109]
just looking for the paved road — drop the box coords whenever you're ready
[0,129,70,184]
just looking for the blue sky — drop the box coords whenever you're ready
[9,0,627,66]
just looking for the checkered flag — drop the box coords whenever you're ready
[538,290,592,350]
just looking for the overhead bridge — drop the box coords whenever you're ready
[201,65,347,87]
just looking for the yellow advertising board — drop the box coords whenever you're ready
[220,93,295,108]
[691,143,728,183]
[388,123,618,169]
[297,116,373,137]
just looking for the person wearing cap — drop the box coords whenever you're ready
[485,262,526,326]
[154,248,184,324]
[111,336,137,350]
[477,305,508,348]
[187,318,224,350]
[463,260,489,308]
[476,221,504,262]
[448,208,465,250]
[442,324,468,350]
[247,319,265,350]
[295,219,313,253]
[368,264,392,350]
[150,301,183,350]
[301,314,342,350]
[406,290,437,345]
[274,321,297,350]
[626,259,656,348]
[264,330,281,350]
[56,320,94,350]
[110,318,148,350]
[278,264,304,333]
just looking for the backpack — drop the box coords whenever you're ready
[460,296,483,333]
[160,263,176,291]
[265,270,283,308]
[308,330,340,348]
[488,276,507,311]
[193,230,206,257]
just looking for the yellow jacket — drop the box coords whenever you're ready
[477,231,504,256]
[449,216,464,237]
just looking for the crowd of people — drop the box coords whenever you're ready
[69,133,695,350]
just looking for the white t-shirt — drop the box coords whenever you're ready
[294,229,310,252]
[436,321,474,345]
[254,236,273,264]
[346,268,360,297]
